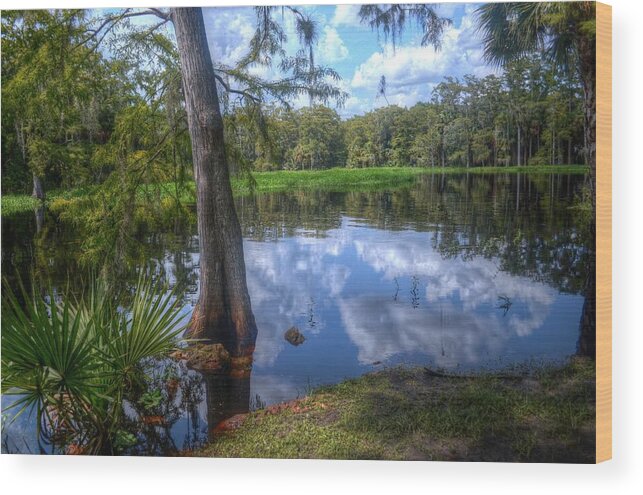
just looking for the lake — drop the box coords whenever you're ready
[1,172,593,454]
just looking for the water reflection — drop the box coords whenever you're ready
[244,220,572,370]
[1,172,593,454]
[204,372,251,441]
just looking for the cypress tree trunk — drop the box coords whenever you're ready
[204,372,251,441]
[32,173,45,201]
[171,7,257,357]
[516,125,521,166]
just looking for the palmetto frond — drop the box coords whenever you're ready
[476,1,596,73]
[1,274,186,453]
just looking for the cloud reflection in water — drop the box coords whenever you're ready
[242,217,574,374]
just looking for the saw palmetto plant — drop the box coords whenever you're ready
[1,275,187,454]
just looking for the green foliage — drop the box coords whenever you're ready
[291,106,345,170]
[1,274,187,454]
[2,7,585,202]
[1,195,41,216]
[113,430,138,450]
[341,59,583,170]
[476,2,596,70]
[475,2,596,193]
[138,390,163,412]
[220,56,584,173]
[1,10,133,194]
[358,4,452,49]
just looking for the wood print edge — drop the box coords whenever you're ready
[595,0,612,464]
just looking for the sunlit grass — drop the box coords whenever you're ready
[0,195,42,216]
[235,165,588,194]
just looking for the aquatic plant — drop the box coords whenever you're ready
[1,275,187,454]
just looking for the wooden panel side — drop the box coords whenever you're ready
[595,1,612,464]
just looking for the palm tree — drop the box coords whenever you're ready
[476,2,597,203]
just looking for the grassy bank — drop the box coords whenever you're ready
[1,195,43,216]
[1,165,588,217]
[235,164,586,194]
[193,357,595,462]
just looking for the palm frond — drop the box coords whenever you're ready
[475,1,595,73]
[1,273,186,453]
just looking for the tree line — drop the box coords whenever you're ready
[234,56,584,172]
[2,8,590,199]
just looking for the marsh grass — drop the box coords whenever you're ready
[235,165,588,195]
[0,195,42,216]
[1,165,588,217]
[195,358,595,462]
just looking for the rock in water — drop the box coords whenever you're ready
[284,326,305,346]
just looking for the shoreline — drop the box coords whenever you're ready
[188,357,596,463]
[1,164,588,217]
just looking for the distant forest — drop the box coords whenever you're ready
[238,56,584,172]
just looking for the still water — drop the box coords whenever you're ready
[1,173,592,454]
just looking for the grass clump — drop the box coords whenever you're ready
[195,358,595,462]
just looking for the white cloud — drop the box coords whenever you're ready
[202,7,256,67]
[338,296,506,367]
[319,25,349,63]
[437,1,464,21]
[343,228,558,365]
[236,216,562,368]
[331,4,362,27]
[350,7,497,108]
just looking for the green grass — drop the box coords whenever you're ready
[0,195,42,216]
[0,186,98,217]
[193,357,596,462]
[1,165,588,217]
[236,165,588,194]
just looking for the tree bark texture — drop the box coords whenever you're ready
[171,7,257,357]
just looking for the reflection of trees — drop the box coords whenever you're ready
[3,172,594,366]
[2,173,596,447]
[237,191,343,241]
[1,207,199,306]
[5,173,590,298]
[239,173,590,296]
[202,372,251,442]
[577,268,596,359]
[97,359,209,456]
[2,211,38,296]
[236,173,594,362]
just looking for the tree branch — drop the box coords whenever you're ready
[75,8,170,50]
[213,74,261,103]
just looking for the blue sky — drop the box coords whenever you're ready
[126,3,497,118]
